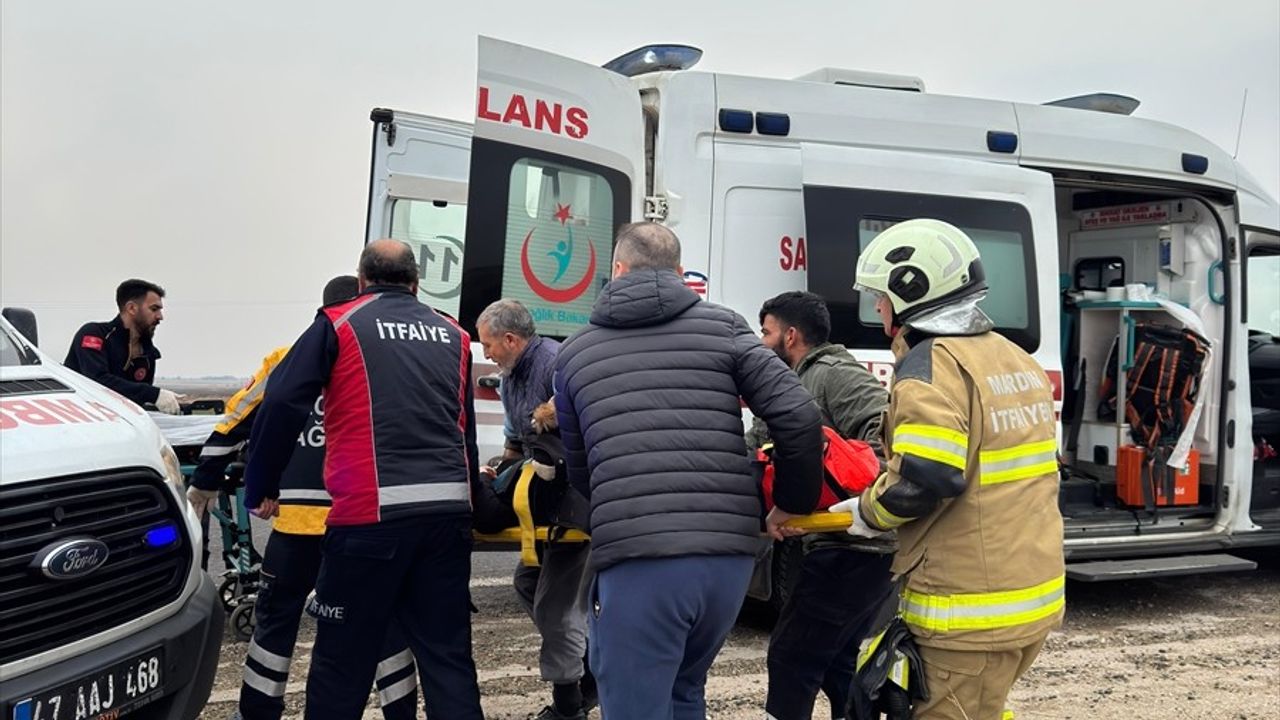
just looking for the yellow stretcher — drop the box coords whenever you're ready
[473,464,855,566]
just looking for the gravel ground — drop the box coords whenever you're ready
[196,541,1280,720]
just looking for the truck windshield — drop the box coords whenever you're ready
[0,326,39,366]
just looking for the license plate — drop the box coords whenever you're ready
[11,648,164,720]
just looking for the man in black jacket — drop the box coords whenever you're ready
[553,222,823,720]
[64,278,182,413]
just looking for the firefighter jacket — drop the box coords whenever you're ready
[859,328,1065,651]
[191,346,330,535]
[64,316,161,406]
[244,286,478,526]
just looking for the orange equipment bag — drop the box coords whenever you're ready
[1117,445,1199,507]
[759,426,882,511]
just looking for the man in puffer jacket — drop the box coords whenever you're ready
[553,221,823,720]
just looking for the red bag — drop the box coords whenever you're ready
[759,426,882,511]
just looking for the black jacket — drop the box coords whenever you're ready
[554,269,823,572]
[64,316,161,406]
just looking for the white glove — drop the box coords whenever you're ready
[531,459,557,481]
[186,486,219,517]
[827,497,889,539]
[155,389,182,415]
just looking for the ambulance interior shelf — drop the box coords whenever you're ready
[1066,300,1208,513]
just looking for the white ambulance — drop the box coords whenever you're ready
[0,310,223,720]
[363,38,1280,582]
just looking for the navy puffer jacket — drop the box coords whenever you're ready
[554,269,823,572]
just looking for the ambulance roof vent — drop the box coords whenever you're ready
[603,45,703,77]
[1043,93,1140,115]
[793,68,925,92]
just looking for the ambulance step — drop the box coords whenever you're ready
[1065,554,1257,582]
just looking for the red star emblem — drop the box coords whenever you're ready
[553,203,572,225]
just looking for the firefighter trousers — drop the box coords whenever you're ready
[238,531,417,720]
[913,637,1047,720]
[304,515,482,720]
[765,548,894,720]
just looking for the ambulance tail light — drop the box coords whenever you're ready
[603,45,703,77]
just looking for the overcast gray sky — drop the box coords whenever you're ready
[3,0,1277,377]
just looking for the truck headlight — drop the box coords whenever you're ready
[160,442,189,509]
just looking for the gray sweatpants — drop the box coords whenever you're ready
[513,540,591,683]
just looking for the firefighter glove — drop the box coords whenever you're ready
[828,497,889,538]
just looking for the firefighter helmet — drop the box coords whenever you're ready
[853,219,986,322]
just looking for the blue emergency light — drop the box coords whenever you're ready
[143,522,180,549]
[603,45,703,77]
[719,109,754,134]
[755,112,791,136]
[1181,153,1209,175]
[987,131,1019,154]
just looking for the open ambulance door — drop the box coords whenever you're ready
[798,143,1062,393]
[459,37,645,338]
[364,111,472,319]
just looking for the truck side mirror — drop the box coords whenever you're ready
[2,307,38,347]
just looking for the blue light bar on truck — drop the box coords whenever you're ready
[719,109,754,134]
[603,45,703,77]
[987,131,1019,154]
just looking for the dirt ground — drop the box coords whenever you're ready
[195,548,1280,720]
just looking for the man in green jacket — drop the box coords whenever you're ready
[749,291,894,720]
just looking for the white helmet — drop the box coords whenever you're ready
[853,219,986,322]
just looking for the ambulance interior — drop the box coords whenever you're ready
[1053,187,1280,534]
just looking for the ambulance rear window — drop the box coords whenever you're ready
[390,198,467,318]
[805,187,1040,353]
[459,140,631,339]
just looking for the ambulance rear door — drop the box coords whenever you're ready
[459,37,644,338]
[799,143,1062,388]
[364,111,472,319]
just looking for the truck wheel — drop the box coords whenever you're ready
[770,538,805,612]
[230,601,256,643]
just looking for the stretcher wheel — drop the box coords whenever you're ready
[218,576,241,612]
[230,601,256,643]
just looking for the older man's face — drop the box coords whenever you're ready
[477,322,523,373]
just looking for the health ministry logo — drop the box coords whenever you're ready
[520,203,597,303]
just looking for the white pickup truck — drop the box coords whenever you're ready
[0,309,223,720]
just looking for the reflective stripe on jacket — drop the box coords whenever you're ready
[204,346,330,535]
[860,330,1065,651]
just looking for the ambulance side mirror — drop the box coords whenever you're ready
[2,307,38,347]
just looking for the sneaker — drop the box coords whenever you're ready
[531,705,586,720]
